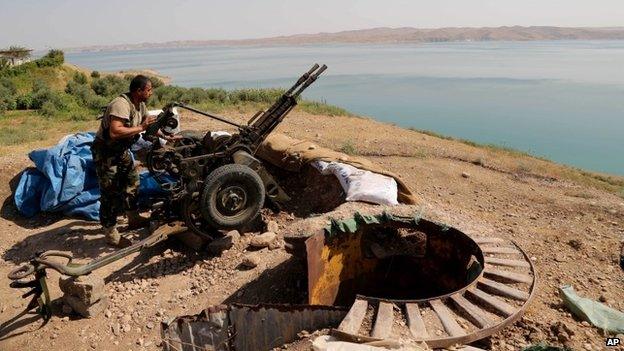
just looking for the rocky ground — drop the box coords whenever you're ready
[0,109,623,351]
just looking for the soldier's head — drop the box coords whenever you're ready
[129,75,153,102]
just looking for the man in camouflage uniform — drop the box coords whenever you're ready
[92,75,156,246]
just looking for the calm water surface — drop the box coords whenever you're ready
[67,42,624,175]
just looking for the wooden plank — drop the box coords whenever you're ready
[429,299,465,337]
[338,299,368,334]
[473,237,506,245]
[449,294,493,328]
[485,257,530,268]
[484,268,533,284]
[481,246,520,255]
[467,288,516,317]
[371,301,394,339]
[478,278,530,301]
[405,303,428,340]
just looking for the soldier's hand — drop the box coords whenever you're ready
[141,116,157,131]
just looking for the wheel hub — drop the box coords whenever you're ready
[218,186,247,214]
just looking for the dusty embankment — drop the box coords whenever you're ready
[0,108,622,351]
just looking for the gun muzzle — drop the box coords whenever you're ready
[285,64,322,96]
[291,64,328,98]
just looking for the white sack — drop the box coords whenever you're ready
[312,161,399,206]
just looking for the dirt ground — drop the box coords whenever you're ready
[0,109,623,351]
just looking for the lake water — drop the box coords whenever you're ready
[66,41,624,175]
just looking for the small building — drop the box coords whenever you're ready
[0,47,33,66]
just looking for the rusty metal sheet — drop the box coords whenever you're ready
[229,304,347,351]
[162,305,230,351]
[305,230,327,304]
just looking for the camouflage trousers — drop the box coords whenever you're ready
[91,139,139,228]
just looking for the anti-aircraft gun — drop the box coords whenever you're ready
[143,63,328,238]
[7,65,327,320]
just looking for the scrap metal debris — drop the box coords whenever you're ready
[161,304,347,351]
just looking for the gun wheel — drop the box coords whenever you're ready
[201,164,265,230]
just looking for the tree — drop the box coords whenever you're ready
[0,46,32,66]
[6,46,31,60]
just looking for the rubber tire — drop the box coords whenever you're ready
[200,164,265,230]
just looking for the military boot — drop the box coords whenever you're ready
[126,210,151,230]
[104,225,121,246]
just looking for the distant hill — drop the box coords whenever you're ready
[68,26,624,52]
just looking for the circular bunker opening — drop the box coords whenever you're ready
[306,214,484,307]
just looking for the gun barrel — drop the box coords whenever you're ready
[291,64,327,98]
[176,103,243,128]
[242,64,328,148]
[284,63,321,97]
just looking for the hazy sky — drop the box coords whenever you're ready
[1,0,623,49]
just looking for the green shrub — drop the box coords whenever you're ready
[90,71,100,78]
[65,80,92,104]
[15,94,33,109]
[0,58,9,71]
[0,84,16,112]
[206,88,227,102]
[229,88,284,104]
[0,84,12,100]
[91,75,128,97]
[90,78,109,96]
[0,77,17,95]
[4,97,16,110]
[72,72,88,84]
[36,49,64,67]
[65,79,85,94]
[183,87,209,104]
[30,85,54,109]
[85,94,108,111]
[40,100,58,117]
[0,60,37,78]
[30,80,75,112]
[152,85,185,104]
[55,93,80,111]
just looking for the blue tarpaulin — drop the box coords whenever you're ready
[14,132,167,221]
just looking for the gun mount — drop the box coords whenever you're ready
[145,64,327,237]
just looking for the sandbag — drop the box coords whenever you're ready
[257,133,417,205]
[312,161,399,206]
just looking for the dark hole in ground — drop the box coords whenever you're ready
[264,163,345,217]
[310,220,484,306]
